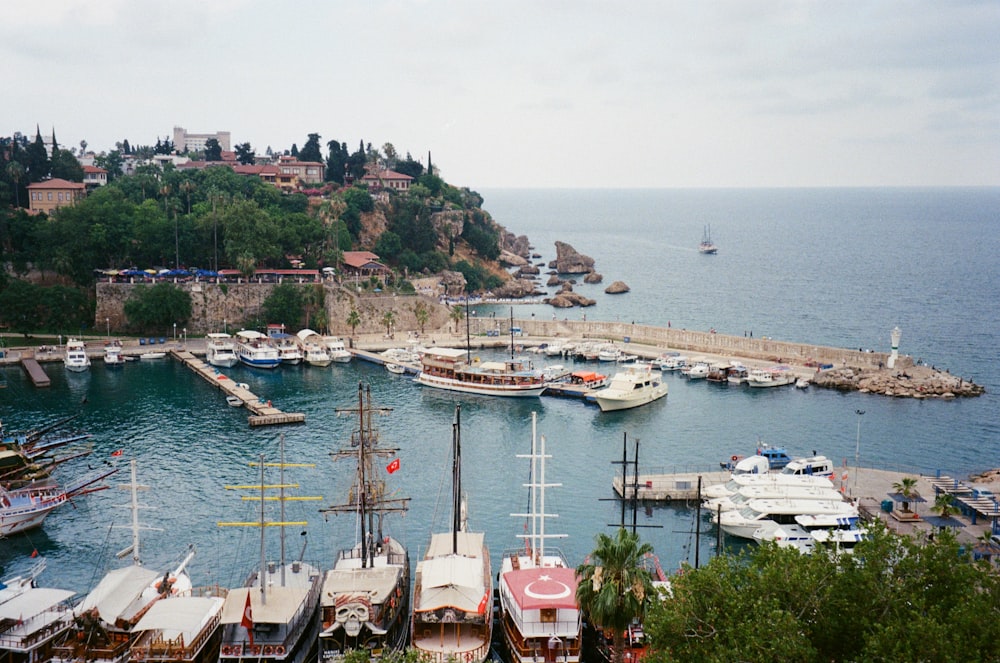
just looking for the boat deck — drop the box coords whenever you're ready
[19,355,51,387]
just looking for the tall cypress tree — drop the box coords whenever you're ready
[26,126,50,182]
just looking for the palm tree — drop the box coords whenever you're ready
[381,310,396,337]
[346,309,361,338]
[576,528,657,663]
[413,301,430,334]
[931,493,960,523]
[449,305,464,334]
[892,476,919,513]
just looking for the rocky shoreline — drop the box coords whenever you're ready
[812,364,984,399]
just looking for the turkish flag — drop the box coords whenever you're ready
[241,592,254,646]
[110,449,124,457]
[386,458,400,474]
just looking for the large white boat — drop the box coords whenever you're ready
[270,332,303,365]
[205,333,239,368]
[64,338,91,372]
[498,414,582,663]
[295,329,332,367]
[702,473,834,500]
[234,331,280,370]
[0,481,69,537]
[103,340,125,367]
[417,347,546,397]
[747,366,795,387]
[217,439,322,663]
[593,364,668,412]
[318,384,411,660]
[51,461,197,663]
[717,497,858,540]
[0,559,76,662]
[754,514,866,555]
[412,406,492,663]
[703,483,845,513]
[322,336,352,363]
[685,361,710,380]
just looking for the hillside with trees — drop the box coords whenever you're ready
[0,130,517,336]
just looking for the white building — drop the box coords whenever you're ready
[172,126,231,153]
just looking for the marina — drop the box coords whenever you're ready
[0,187,997,659]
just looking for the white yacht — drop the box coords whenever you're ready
[64,338,91,372]
[702,473,834,500]
[323,336,352,363]
[747,366,795,387]
[234,330,280,369]
[593,364,668,412]
[205,332,239,368]
[296,329,332,367]
[103,340,125,367]
[717,498,858,540]
[703,483,844,513]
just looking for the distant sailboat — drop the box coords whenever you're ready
[699,225,718,254]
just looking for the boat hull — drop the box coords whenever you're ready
[416,373,545,397]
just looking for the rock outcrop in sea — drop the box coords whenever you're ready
[548,241,596,274]
[546,283,596,308]
[604,281,630,294]
[812,365,985,399]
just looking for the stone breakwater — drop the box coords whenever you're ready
[812,365,984,399]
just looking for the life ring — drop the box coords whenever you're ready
[249,645,261,655]
[134,648,146,660]
[731,455,739,462]
[275,645,285,656]
[263,645,274,655]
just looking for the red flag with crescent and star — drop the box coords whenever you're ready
[241,592,254,645]
[386,458,400,474]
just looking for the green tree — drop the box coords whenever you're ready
[413,301,429,334]
[576,528,656,663]
[892,476,919,513]
[298,133,323,163]
[931,492,960,523]
[234,142,255,165]
[346,309,361,337]
[5,161,25,208]
[93,150,124,183]
[0,280,43,336]
[204,138,222,162]
[50,149,84,182]
[25,128,50,183]
[301,283,326,331]
[221,199,281,270]
[374,230,402,260]
[449,305,464,333]
[381,309,396,336]
[123,283,192,333]
[262,283,305,328]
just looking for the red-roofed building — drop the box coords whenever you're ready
[359,169,414,192]
[27,178,85,213]
[83,165,108,188]
[276,156,325,191]
[341,251,388,276]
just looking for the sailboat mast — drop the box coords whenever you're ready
[279,434,287,587]
[129,459,141,565]
[356,382,369,568]
[258,452,267,605]
[465,296,471,363]
[510,307,515,361]
[452,405,461,554]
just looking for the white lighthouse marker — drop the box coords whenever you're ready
[888,326,902,369]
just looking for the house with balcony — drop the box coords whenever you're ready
[83,165,108,188]
[27,178,85,213]
[359,169,414,192]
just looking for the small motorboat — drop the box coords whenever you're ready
[226,395,243,408]
[795,378,810,389]
[139,352,167,360]
[386,363,406,375]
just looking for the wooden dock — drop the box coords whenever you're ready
[20,355,51,387]
[613,471,731,501]
[170,349,305,427]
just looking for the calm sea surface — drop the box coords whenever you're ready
[3,187,999,598]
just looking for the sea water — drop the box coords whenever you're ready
[2,187,998,596]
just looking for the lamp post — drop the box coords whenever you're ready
[183,328,187,346]
[173,323,177,341]
[106,317,110,341]
[854,409,865,493]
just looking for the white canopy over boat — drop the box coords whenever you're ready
[76,565,160,624]
[415,532,487,614]
[134,595,224,640]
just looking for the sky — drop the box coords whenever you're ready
[6,0,999,189]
